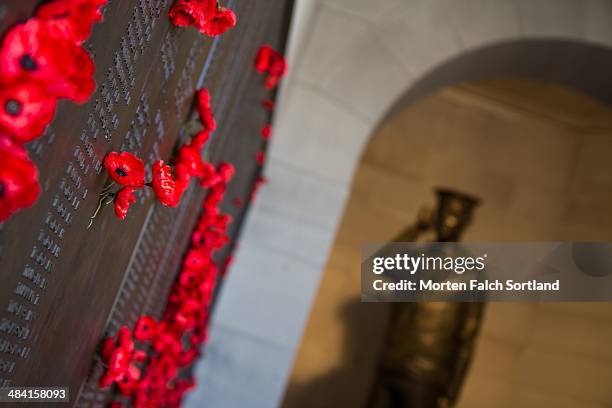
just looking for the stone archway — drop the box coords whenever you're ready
[283,78,612,406]
[190,2,612,407]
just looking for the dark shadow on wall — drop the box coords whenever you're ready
[282,297,391,408]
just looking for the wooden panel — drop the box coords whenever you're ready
[0,0,294,406]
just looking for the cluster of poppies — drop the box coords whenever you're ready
[100,90,236,407]
[0,0,105,221]
[169,0,236,37]
[254,44,288,90]
[103,89,224,219]
[96,44,288,405]
[101,162,234,407]
[242,45,288,206]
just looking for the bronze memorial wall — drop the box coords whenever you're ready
[0,0,294,405]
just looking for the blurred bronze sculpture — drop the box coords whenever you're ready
[367,188,483,408]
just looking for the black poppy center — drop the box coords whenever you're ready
[5,99,22,117]
[19,54,37,71]
[0,182,5,198]
[115,168,127,177]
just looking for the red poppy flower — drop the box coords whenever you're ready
[196,162,218,188]
[195,88,216,131]
[178,269,202,290]
[262,99,274,112]
[0,19,96,103]
[254,45,287,89]
[104,152,145,187]
[37,0,107,44]
[176,145,205,178]
[169,0,236,37]
[199,4,236,37]
[151,160,187,207]
[151,323,183,355]
[99,326,147,394]
[217,162,235,182]
[203,183,225,208]
[256,150,265,166]
[98,326,142,390]
[114,186,137,220]
[175,377,196,393]
[169,0,208,29]
[261,124,272,140]
[101,337,116,361]
[176,348,199,367]
[108,347,129,375]
[183,249,211,271]
[254,45,274,73]
[117,326,135,353]
[0,82,56,143]
[134,316,158,342]
[263,76,278,89]
[268,56,288,78]
[116,365,141,396]
[0,137,40,221]
[173,298,203,330]
[190,327,208,346]
[189,130,210,151]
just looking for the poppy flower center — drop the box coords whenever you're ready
[115,168,127,177]
[52,11,71,19]
[19,55,38,71]
[0,182,4,198]
[5,99,22,117]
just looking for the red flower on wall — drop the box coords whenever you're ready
[0,136,40,221]
[0,83,56,143]
[169,1,207,29]
[254,45,287,89]
[114,186,137,220]
[134,316,158,342]
[195,88,216,131]
[152,160,187,207]
[254,45,274,73]
[98,326,147,394]
[175,145,207,180]
[262,99,274,112]
[199,4,237,37]
[261,124,272,140]
[0,19,96,103]
[169,0,236,37]
[37,0,107,43]
[256,150,265,166]
[189,130,210,151]
[217,162,235,183]
[104,152,146,187]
